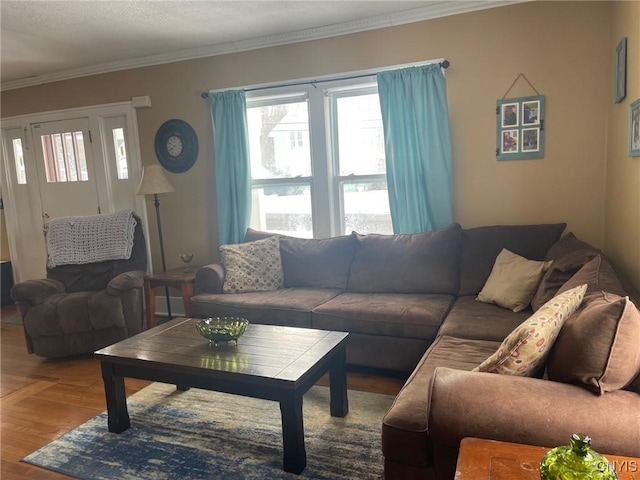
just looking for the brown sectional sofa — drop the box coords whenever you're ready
[190,222,640,477]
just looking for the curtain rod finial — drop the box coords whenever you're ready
[441,60,450,69]
[201,92,209,99]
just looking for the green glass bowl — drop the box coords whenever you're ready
[196,317,248,346]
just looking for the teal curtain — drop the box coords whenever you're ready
[377,64,453,234]
[209,90,251,246]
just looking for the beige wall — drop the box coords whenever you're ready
[605,1,640,290]
[0,1,623,276]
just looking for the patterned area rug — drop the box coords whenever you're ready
[23,383,394,479]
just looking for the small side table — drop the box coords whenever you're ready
[456,437,639,480]
[143,266,199,329]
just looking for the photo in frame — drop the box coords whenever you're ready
[630,98,640,157]
[496,95,545,160]
[615,37,627,104]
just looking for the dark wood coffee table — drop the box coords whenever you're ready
[95,318,349,474]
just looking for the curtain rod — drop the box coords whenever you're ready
[201,60,449,99]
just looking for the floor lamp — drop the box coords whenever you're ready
[136,165,175,319]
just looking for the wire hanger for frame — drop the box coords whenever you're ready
[501,73,540,99]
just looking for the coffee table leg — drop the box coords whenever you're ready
[101,362,130,433]
[280,393,306,474]
[329,346,349,417]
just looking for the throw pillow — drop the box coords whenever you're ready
[547,291,640,395]
[544,232,599,262]
[530,249,599,311]
[476,249,552,312]
[474,284,587,376]
[556,255,626,298]
[220,236,284,294]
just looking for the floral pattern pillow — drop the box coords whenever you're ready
[474,284,587,376]
[220,236,284,294]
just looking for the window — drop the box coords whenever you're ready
[111,128,129,179]
[12,139,26,184]
[40,131,88,183]
[246,80,391,238]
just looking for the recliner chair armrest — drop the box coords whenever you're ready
[106,270,144,296]
[428,367,640,457]
[194,263,225,294]
[11,278,65,306]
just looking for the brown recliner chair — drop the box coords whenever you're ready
[11,216,147,358]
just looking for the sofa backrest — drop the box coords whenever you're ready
[457,223,566,297]
[347,223,462,294]
[47,215,147,292]
[244,228,356,290]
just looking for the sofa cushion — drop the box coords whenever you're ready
[547,291,640,395]
[347,223,462,294]
[244,228,356,290]
[458,223,566,297]
[382,336,502,468]
[474,284,587,376]
[220,236,284,294]
[190,288,342,328]
[557,255,627,298]
[531,249,599,311]
[437,296,531,342]
[312,292,455,340]
[476,249,551,312]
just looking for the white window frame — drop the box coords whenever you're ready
[246,75,388,238]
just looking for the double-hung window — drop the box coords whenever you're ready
[246,78,392,238]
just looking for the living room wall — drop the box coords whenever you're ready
[605,0,640,289]
[2,2,629,284]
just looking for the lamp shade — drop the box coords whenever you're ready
[136,165,175,195]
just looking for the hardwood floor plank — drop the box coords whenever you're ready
[1,307,405,479]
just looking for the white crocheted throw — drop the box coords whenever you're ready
[46,210,137,268]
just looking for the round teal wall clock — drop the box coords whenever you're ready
[154,119,199,173]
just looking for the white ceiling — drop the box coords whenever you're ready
[1,0,520,91]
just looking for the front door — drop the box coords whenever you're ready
[31,118,101,225]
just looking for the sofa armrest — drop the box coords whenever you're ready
[194,263,225,294]
[11,278,65,306]
[106,271,144,296]
[428,367,640,457]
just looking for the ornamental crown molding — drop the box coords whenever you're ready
[1,1,524,92]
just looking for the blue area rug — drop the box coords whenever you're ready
[23,383,394,479]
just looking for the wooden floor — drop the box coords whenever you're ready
[0,304,405,480]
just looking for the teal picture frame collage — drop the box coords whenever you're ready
[496,95,545,161]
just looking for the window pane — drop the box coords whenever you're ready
[247,101,311,179]
[250,185,312,238]
[342,181,392,235]
[336,94,385,176]
[12,139,27,184]
[112,128,129,179]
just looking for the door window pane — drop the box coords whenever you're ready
[250,184,312,238]
[12,139,27,184]
[342,181,392,235]
[40,131,88,183]
[247,101,311,179]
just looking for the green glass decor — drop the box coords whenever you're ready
[196,317,248,346]
[540,434,618,480]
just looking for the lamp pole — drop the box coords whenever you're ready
[153,193,172,319]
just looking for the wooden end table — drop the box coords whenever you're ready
[456,437,639,479]
[143,266,199,329]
